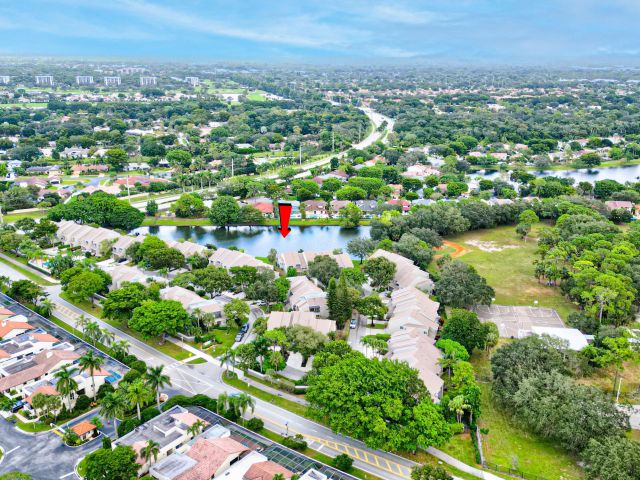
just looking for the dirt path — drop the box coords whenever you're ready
[434,240,466,259]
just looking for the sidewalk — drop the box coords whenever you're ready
[0,251,59,284]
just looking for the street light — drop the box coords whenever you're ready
[285,421,289,437]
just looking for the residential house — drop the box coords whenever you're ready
[18,177,48,189]
[160,286,224,321]
[325,170,348,182]
[605,200,634,212]
[126,162,151,171]
[528,326,589,351]
[114,405,211,476]
[209,248,273,270]
[386,199,411,213]
[0,316,34,340]
[79,227,121,256]
[277,251,353,272]
[303,200,328,218]
[0,349,80,396]
[386,287,440,336]
[354,200,377,217]
[287,276,328,317]
[112,235,144,259]
[71,164,109,175]
[401,164,440,179]
[25,165,60,175]
[267,311,336,335]
[0,331,67,364]
[387,327,443,402]
[108,265,157,290]
[369,249,434,292]
[166,240,209,259]
[60,147,90,159]
[329,200,351,216]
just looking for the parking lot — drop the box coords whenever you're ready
[472,304,565,338]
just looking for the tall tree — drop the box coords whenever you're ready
[145,365,172,410]
[78,350,104,399]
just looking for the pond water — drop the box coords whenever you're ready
[132,225,371,257]
[479,164,640,184]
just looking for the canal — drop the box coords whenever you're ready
[132,225,371,257]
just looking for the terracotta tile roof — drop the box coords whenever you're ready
[177,437,249,480]
[0,349,80,392]
[31,333,59,343]
[244,460,293,480]
[0,349,9,358]
[93,367,111,377]
[0,307,15,316]
[71,420,96,436]
[0,321,33,338]
[25,385,60,405]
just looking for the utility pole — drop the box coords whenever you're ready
[126,174,131,204]
[299,144,302,166]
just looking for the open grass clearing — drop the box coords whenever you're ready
[445,224,577,320]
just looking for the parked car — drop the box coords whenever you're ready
[235,332,244,342]
[240,323,249,333]
[350,318,358,329]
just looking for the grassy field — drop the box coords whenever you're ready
[445,224,577,320]
[60,293,192,361]
[3,210,46,222]
[577,357,640,403]
[439,432,477,467]
[207,328,239,357]
[471,350,584,480]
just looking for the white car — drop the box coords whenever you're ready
[349,319,357,329]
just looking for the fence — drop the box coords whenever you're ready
[483,461,549,480]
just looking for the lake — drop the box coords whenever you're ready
[132,225,371,257]
[479,163,640,184]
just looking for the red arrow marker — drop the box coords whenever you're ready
[278,203,292,238]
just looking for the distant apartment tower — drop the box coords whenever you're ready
[0,76,10,85]
[104,76,122,86]
[185,76,200,86]
[118,67,145,74]
[75,75,94,85]
[140,76,157,86]
[35,75,54,86]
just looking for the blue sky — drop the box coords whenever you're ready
[1,0,639,64]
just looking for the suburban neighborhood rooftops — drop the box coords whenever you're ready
[369,249,434,292]
[267,311,335,335]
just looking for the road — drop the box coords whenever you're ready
[0,245,504,479]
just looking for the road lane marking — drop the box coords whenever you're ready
[5,446,20,455]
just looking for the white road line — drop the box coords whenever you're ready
[5,446,20,455]
[59,472,75,478]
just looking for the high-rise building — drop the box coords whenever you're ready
[0,76,10,85]
[75,75,94,85]
[140,76,157,86]
[104,76,122,86]
[35,75,54,86]
[185,76,200,86]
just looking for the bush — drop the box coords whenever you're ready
[74,394,91,412]
[141,406,161,423]
[161,394,217,412]
[122,369,142,383]
[102,435,112,449]
[97,383,115,400]
[245,417,264,432]
[130,360,148,373]
[332,454,353,472]
[282,434,307,451]
[117,417,141,437]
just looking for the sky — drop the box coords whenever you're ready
[1,0,639,64]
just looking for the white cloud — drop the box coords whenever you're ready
[369,4,442,25]
[373,46,420,58]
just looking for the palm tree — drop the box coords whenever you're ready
[145,365,172,409]
[110,340,131,358]
[75,314,88,332]
[100,392,127,439]
[54,365,79,408]
[83,320,102,347]
[0,275,12,291]
[38,298,54,318]
[78,350,104,399]
[100,328,115,346]
[141,439,160,465]
[217,392,229,415]
[220,349,235,373]
[187,419,206,437]
[125,379,153,421]
[235,393,255,425]
[449,395,470,424]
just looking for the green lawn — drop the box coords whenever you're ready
[223,371,308,418]
[207,328,239,357]
[60,293,192,361]
[0,254,55,286]
[16,421,52,432]
[3,210,46,222]
[445,224,576,320]
[471,350,584,480]
[439,432,478,467]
